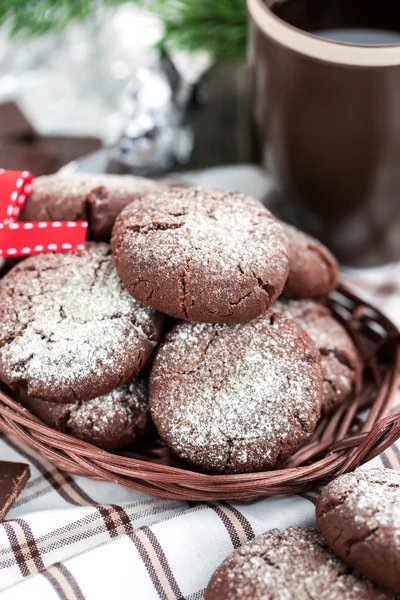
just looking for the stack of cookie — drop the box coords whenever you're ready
[0,174,360,467]
[0,174,165,452]
[0,243,164,451]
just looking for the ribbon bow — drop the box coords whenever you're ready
[0,170,87,258]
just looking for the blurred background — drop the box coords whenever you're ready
[0,1,253,177]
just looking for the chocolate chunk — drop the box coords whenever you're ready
[0,101,35,138]
[0,142,58,176]
[34,135,102,168]
[0,461,30,521]
[0,101,102,176]
[0,137,102,177]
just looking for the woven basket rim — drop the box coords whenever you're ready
[0,283,399,501]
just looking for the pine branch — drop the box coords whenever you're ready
[155,0,248,62]
[0,0,248,62]
[0,0,132,37]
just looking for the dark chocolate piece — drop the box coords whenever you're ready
[34,135,102,168]
[0,142,58,176]
[0,101,102,176]
[0,461,30,521]
[0,101,35,138]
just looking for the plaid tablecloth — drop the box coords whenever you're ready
[0,166,399,599]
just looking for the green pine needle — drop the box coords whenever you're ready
[0,0,130,37]
[155,0,248,62]
[0,0,248,62]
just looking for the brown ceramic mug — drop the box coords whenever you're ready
[248,0,400,266]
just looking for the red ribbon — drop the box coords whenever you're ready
[0,169,32,224]
[0,170,87,258]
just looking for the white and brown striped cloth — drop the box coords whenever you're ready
[0,167,399,599]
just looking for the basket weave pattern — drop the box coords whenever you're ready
[0,285,399,501]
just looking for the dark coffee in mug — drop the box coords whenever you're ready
[270,0,400,44]
[249,0,400,265]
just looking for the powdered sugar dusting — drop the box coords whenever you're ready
[0,243,161,402]
[321,469,400,534]
[275,300,352,356]
[22,173,161,241]
[112,187,289,322]
[206,527,395,599]
[71,377,148,436]
[150,312,323,473]
[274,299,359,413]
[24,375,150,451]
[31,172,159,207]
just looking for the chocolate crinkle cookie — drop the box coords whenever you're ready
[112,187,289,323]
[0,243,163,404]
[205,527,396,600]
[274,298,360,413]
[20,172,161,240]
[317,469,400,592]
[281,222,338,298]
[150,311,323,474]
[20,377,151,452]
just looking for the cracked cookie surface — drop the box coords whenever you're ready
[281,222,338,298]
[0,243,163,403]
[205,527,396,600]
[20,376,151,451]
[317,469,400,592]
[111,188,289,323]
[149,311,323,474]
[273,299,360,413]
[20,173,161,240]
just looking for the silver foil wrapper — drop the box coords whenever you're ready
[112,50,211,175]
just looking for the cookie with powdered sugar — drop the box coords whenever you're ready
[273,298,360,413]
[317,469,400,592]
[112,187,289,323]
[20,172,161,240]
[281,222,338,298]
[149,311,323,474]
[21,376,151,451]
[205,527,396,600]
[0,243,163,403]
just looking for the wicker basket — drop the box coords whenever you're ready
[0,285,399,501]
